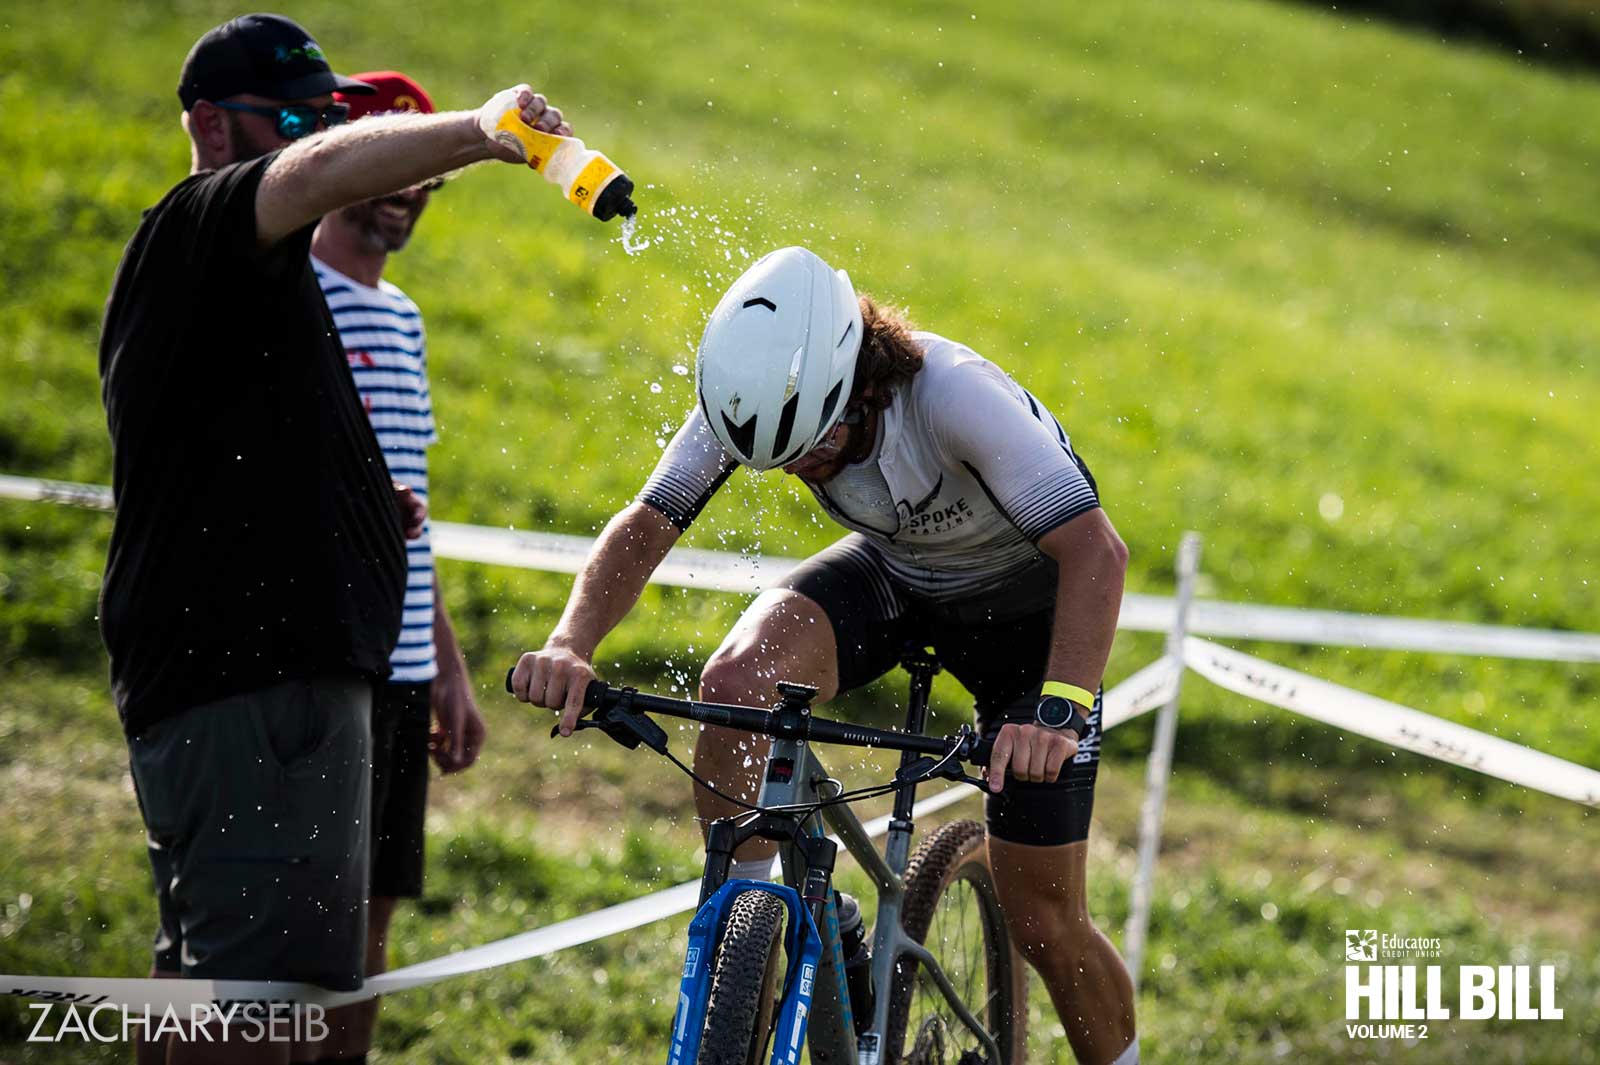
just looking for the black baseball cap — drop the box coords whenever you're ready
[177,13,376,111]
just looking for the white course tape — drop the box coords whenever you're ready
[0,473,113,510]
[0,662,1164,1013]
[7,472,1598,662]
[1100,655,1181,731]
[431,520,786,596]
[1183,637,1600,808]
[1178,598,1600,664]
[0,776,982,1012]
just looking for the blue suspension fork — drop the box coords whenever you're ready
[672,811,838,1065]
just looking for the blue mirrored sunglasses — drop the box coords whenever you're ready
[210,100,350,140]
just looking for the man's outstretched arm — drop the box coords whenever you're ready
[255,85,562,246]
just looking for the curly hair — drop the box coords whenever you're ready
[850,295,924,411]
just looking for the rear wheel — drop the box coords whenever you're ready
[885,819,1027,1065]
[698,889,788,1065]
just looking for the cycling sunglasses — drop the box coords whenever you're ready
[210,100,350,141]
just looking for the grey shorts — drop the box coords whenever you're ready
[127,675,373,990]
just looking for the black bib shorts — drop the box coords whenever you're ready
[780,534,1102,846]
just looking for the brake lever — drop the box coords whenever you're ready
[943,766,995,793]
[896,752,994,793]
[949,726,997,792]
[549,717,615,740]
[549,710,647,750]
[547,688,670,756]
[608,687,670,754]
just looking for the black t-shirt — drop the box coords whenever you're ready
[98,152,406,737]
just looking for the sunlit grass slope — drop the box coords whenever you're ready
[1,0,1596,1060]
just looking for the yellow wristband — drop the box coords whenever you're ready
[1041,681,1096,709]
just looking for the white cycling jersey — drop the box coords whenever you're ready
[638,332,1100,603]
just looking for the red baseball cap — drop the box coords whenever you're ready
[335,70,435,121]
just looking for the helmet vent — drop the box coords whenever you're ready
[741,297,778,312]
[720,411,758,460]
[813,379,845,442]
[772,393,801,461]
[837,320,855,347]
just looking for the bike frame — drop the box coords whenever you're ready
[699,651,1001,1065]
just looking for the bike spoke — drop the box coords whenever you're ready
[907,876,1001,1062]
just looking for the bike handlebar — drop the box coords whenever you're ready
[505,669,993,766]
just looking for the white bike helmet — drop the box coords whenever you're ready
[696,247,863,471]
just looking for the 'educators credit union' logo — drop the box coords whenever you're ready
[1347,929,1379,962]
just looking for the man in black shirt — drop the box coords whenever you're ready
[100,14,574,1064]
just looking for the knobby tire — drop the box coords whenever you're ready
[884,819,1027,1065]
[698,889,788,1065]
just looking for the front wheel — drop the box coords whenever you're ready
[697,889,788,1065]
[885,819,1027,1065]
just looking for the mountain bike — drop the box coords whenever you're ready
[510,647,1026,1064]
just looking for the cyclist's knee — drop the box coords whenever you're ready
[700,590,839,705]
[1007,903,1099,964]
[990,837,1096,952]
[699,647,770,705]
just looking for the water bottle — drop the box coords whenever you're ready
[485,99,637,221]
[836,891,875,1031]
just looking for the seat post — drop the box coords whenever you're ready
[898,644,941,738]
[890,646,943,838]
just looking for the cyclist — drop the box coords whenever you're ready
[510,246,1139,1065]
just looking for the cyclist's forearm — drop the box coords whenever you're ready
[1040,509,1129,689]
[547,502,681,659]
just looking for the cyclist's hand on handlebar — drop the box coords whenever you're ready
[987,722,1077,793]
[509,646,596,737]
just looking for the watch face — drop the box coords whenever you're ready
[1036,696,1074,729]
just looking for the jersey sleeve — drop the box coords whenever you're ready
[928,360,1100,542]
[636,407,739,530]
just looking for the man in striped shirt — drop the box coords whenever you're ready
[310,71,485,1065]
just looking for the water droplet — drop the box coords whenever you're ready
[619,213,653,255]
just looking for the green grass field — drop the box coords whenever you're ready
[2,0,1597,1061]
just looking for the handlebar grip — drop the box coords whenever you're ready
[506,667,610,704]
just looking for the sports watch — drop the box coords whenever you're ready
[1035,680,1094,739]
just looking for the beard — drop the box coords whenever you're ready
[786,410,877,483]
[339,194,425,254]
[223,113,283,164]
